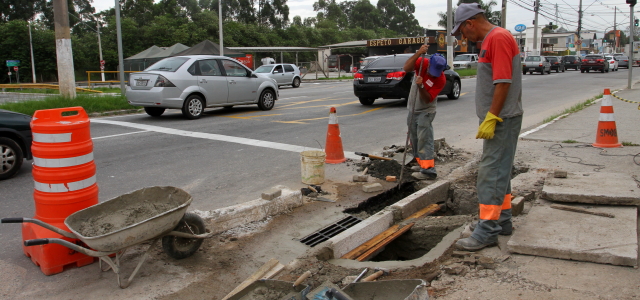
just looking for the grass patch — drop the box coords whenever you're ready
[562,140,579,143]
[622,141,640,146]
[316,75,354,80]
[543,94,602,123]
[454,68,477,76]
[0,94,139,116]
[1,87,122,94]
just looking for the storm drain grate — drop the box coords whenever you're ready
[299,216,362,247]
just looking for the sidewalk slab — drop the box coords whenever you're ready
[541,172,640,205]
[507,203,638,267]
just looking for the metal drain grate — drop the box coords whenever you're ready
[299,215,362,247]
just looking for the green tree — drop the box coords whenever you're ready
[1,0,45,22]
[437,0,501,29]
[376,0,421,36]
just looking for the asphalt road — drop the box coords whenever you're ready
[2,67,640,270]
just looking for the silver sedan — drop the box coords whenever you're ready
[127,55,279,119]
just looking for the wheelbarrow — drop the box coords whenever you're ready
[1,186,214,288]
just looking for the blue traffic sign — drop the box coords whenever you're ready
[515,24,527,32]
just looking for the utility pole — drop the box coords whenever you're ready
[52,0,76,98]
[613,9,617,53]
[28,22,36,83]
[447,0,453,67]
[555,4,558,28]
[97,22,105,82]
[114,0,126,94]
[578,0,583,55]
[219,0,224,56]
[533,0,540,55]
[501,0,507,28]
[628,0,635,89]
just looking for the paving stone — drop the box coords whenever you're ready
[261,187,282,200]
[511,196,525,216]
[362,183,384,193]
[554,170,568,178]
[352,174,368,182]
[507,204,638,267]
[541,172,640,205]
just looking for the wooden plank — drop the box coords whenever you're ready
[356,223,415,262]
[221,258,280,300]
[340,225,400,260]
[405,204,443,220]
[261,262,284,279]
[550,204,615,218]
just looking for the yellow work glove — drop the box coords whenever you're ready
[476,112,503,139]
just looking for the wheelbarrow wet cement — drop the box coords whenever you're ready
[2,186,214,288]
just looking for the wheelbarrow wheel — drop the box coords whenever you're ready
[162,213,206,259]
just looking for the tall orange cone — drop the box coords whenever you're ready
[593,89,622,148]
[325,107,346,164]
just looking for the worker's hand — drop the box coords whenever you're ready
[415,76,423,87]
[417,45,429,55]
[476,112,503,139]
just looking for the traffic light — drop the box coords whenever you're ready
[635,19,639,26]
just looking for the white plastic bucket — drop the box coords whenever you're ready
[300,150,326,184]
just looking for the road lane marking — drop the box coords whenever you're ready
[278,96,310,100]
[91,119,360,159]
[275,105,389,124]
[92,130,148,140]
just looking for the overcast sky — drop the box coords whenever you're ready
[91,0,630,34]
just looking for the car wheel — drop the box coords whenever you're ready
[603,68,606,73]
[540,69,545,75]
[556,68,559,73]
[522,71,526,75]
[546,69,551,74]
[292,77,301,88]
[0,137,24,180]
[144,107,165,117]
[466,65,471,69]
[258,89,275,110]
[581,69,585,73]
[562,67,565,72]
[182,95,205,120]
[447,80,461,100]
[359,97,375,105]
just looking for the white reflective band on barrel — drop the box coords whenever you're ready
[328,113,338,124]
[32,132,72,143]
[599,113,615,122]
[34,175,96,193]
[33,152,94,168]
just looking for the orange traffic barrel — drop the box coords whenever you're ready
[24,107,98,275]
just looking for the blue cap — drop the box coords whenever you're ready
[428,54,446,77]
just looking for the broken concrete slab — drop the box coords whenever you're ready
[362,183,383,193]
[541,172,640,205]
[390,180,450,221]
[507,203,638,267]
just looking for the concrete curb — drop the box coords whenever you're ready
[193,185,303,235]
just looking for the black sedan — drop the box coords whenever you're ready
[353,54,461,105]
[0,109,32,180]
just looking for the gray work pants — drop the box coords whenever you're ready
[471,114,522,244]
[407,111,436,168]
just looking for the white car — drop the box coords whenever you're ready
[127,55,279,119]
[453,54,479,69]
[605,56,618,71]
[253,64,302,88]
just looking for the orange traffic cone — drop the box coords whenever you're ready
[325,107,346,164]
[593,89,622,148]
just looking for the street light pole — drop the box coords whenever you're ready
[97,21,105,82]
[628,3,635,89]
[114,0,126,94]
[219,0,224,56]
[28,21,36,83]
[533,0,540,55]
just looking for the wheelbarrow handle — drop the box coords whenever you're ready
[1,218,24,223]
[2,217,77,239]
[24,239,50,246]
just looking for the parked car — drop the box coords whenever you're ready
[0,110,32,180]
[581,54,609,73]
[353,54,461,105]
[562,55,582,70]
[360,56,381,69]
[616,55,630,68]
[545,56,565,72]
[254,64,301,88]
[605,56,618,71]
[452,54,479,69]
[127,55,279,120]
[522,55,551,75]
